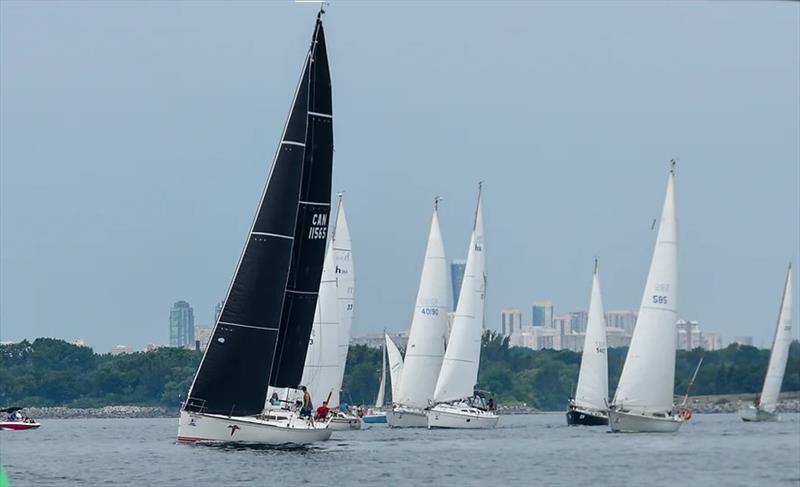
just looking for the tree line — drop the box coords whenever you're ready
[1,335,798,411]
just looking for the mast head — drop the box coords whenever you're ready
[670,158,678,174]
[434,195,443,211]
[594,257,599,275]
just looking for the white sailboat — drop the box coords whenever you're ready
[177,11,334,445]
[386,333,404,401]
[739,263,793,422]
[388,198,450,428]
[428,185,498,429]
[609,162,685,433]
[566,259,609,426]
[363,339,389,424]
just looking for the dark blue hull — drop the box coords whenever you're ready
[566,409,608,426]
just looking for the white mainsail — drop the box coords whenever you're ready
[300,239,340,407]
[395,200,450,409]
[433,188,486,403]
[333,197,354,406]
[759,264,793,412]
[574,260,608,412]
[375,342,387,408]
[612,167,678,415]
[386,333,404,402]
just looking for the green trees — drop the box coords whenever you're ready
[1,336,798,410]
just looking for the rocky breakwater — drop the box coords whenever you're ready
[22,405,178,419]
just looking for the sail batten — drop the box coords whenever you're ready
[184,18,333,416]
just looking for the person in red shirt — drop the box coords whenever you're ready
[315,401,330,420]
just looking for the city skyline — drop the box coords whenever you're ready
[1,3,798,351]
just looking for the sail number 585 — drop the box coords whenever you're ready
[652,295,668,304]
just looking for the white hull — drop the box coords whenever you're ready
[738,405,778,422]
[176,410,331,445]
[328,414,362,430]
[386,407,428,428]
[608,409,683,433]
[427,403,499,429]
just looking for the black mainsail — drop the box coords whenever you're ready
[185,14,333,417]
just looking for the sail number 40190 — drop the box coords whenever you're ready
[652,295,668,304]
[421,308,439,316]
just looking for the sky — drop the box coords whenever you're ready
[1,1,798,352]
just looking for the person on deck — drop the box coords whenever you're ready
[315,401,330,420]
[300,386,313,418]
[269,392,281,407]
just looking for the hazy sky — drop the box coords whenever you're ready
[1,1,798,351]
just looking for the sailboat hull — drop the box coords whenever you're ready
[566,408,608,426]
[328,414,362,430]
[387,407,428,428]
[176,411,332,445]
[608,409,682,433]
[426,403,499,429]
[362,412,387,424]
[738,405,778,422]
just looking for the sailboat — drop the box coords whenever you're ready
[388,198,450,428]
[739,263,793,422]
[177,11,334,445]
[566,259,609,426]
[363,339,389,424]
[427,185,497,429]
[609,162,685,433]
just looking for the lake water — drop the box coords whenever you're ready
[1,413,799,486]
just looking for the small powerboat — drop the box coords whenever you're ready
[362,410,387,424]
[0,407,41,431]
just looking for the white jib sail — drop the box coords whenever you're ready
[613,167,678,415]
[375,342,386,408]
[300,238,340,407]
[333,197,354,407]
[574,261,608,412]
[760,264,793,412]
[386,333,404,403]
[433,188,486,403]
[395,201,451,409]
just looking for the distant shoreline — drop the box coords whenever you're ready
[16,392,800,419]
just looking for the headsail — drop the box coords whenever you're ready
[299,240,340,407]
[760,264,793,412]
[612,165,678,415]
[386,333,404,402]
[333,197,355,404]
[395,200,451,409]
[185,17,333,416]
[375,341,387,408]
[574,260,608,412]
[433,186,486,403]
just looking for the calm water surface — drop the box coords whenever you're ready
[1,413,798,486]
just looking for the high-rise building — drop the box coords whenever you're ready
[532,300,554,328]
[501,308,523,336]
[451,260,467,309]
[214,301,223,324]
[676,320,703,351]
[703,332,723,351]
[605,310,638,335]
[169,300,195,348]
[194,325,213,352]
[568,311,588,334]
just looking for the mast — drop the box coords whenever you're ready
[612,162,678,415]
[184,15,333,416]
[433,185,486,403]
[759,263,793,412]
[395,199,450,409]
